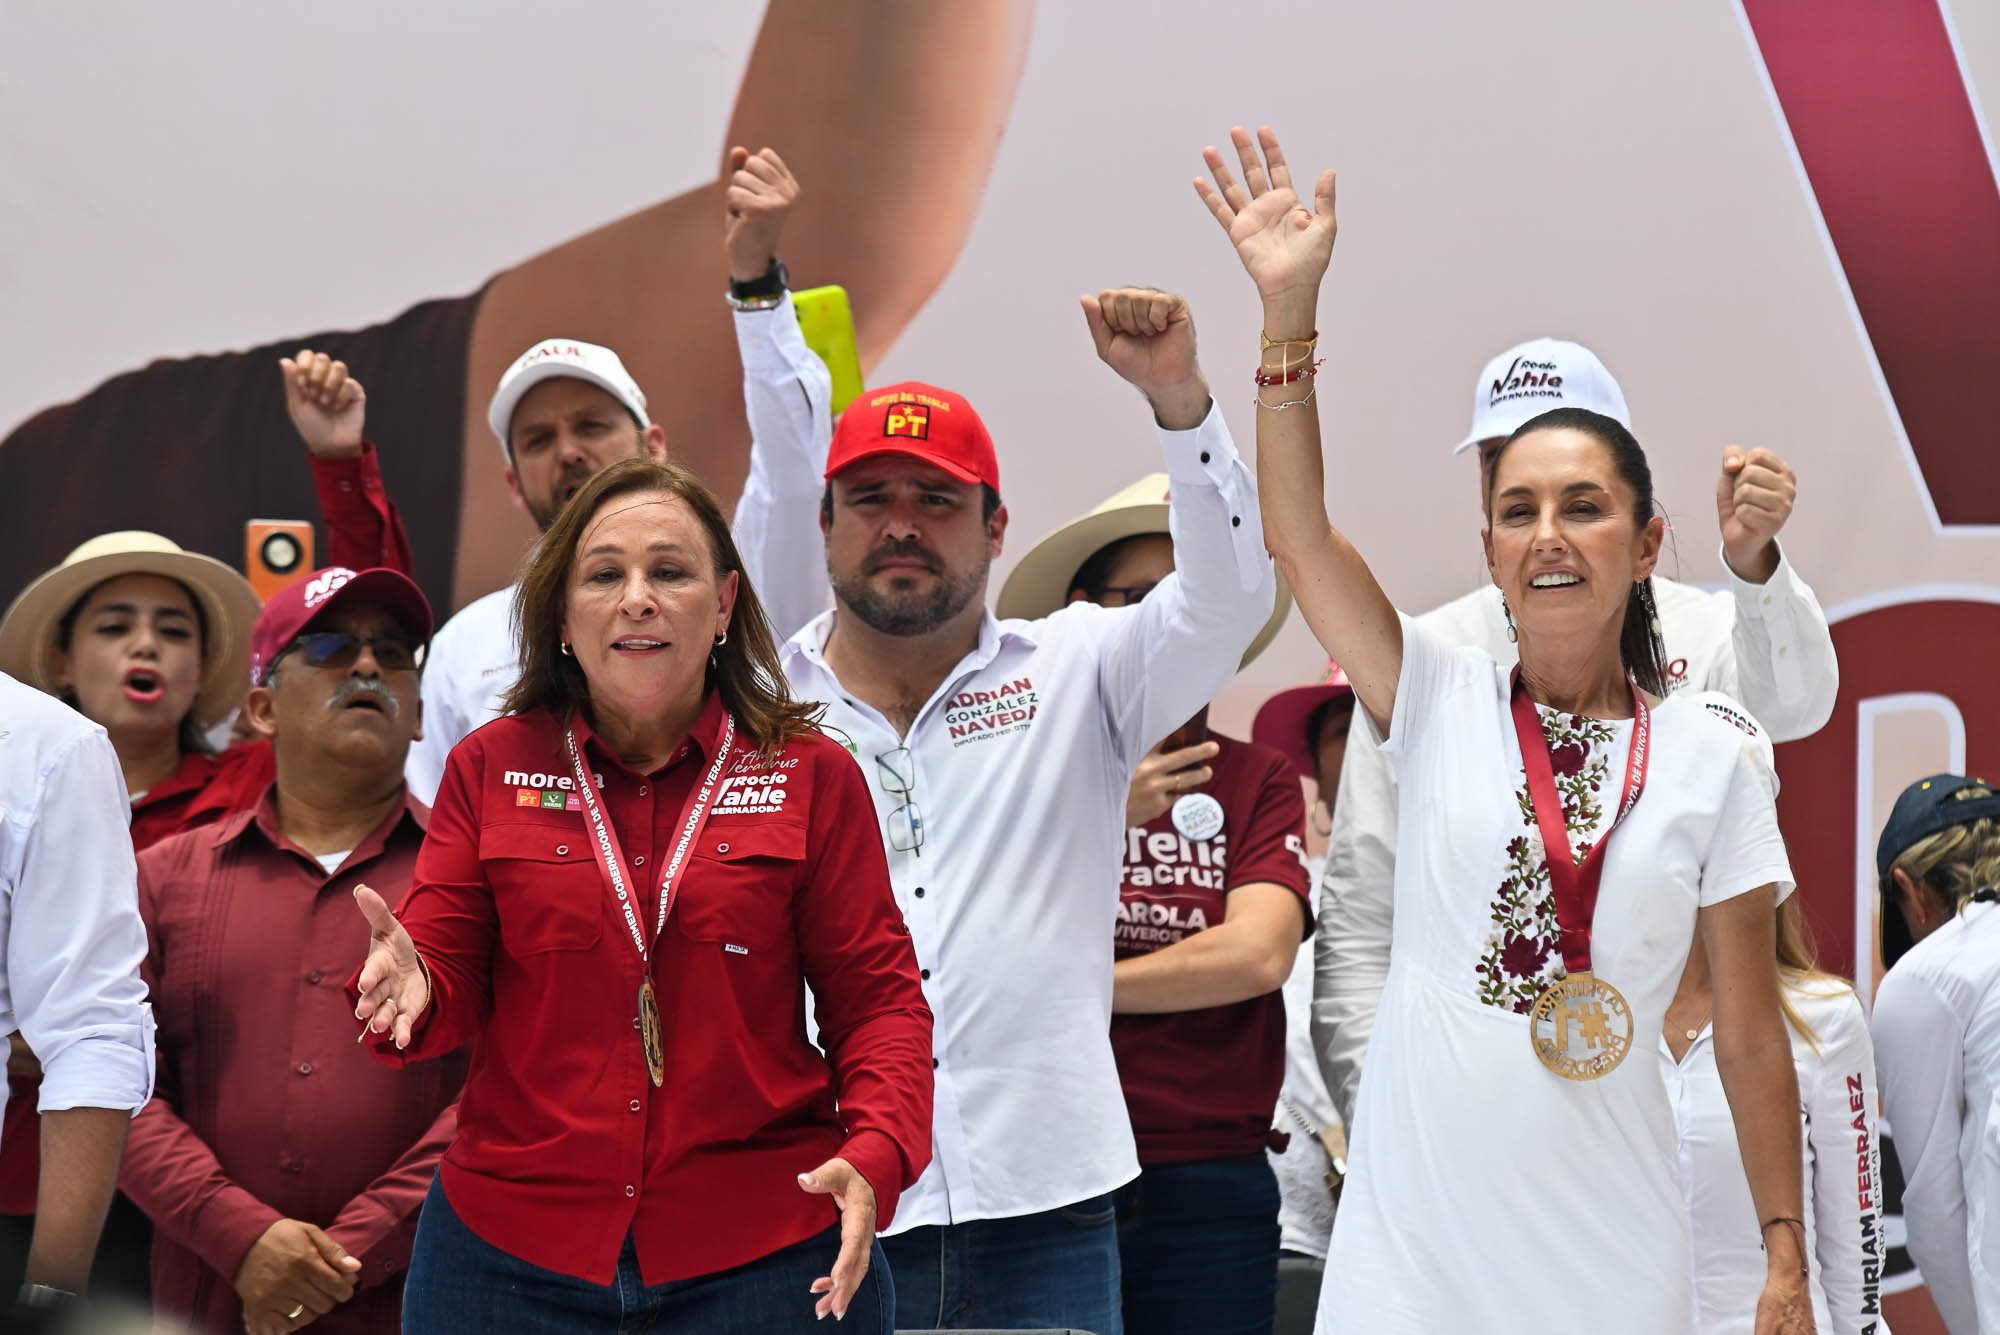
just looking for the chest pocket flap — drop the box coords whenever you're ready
[676,819,806,948]
[479,822,603,953]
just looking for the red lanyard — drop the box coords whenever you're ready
[1509,669,1650,976]
[564,711,738,964]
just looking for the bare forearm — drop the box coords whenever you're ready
[28,1106,130,1290]
[1113,925,1291,1014]
[1717,1025,1810,1278]
[1255,292,1335,567]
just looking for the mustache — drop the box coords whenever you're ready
[864,538,942,574]
[327,676,402,718]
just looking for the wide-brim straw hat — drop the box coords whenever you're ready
[995,472,1291,669]
[0,531,264,729]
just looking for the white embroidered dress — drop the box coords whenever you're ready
[1315,618,1794,1334]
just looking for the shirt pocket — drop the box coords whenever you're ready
[674,819,805,952]
[479,823,604,955]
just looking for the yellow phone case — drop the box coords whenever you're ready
[791,285,865,415]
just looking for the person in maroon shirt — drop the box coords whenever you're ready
[0,354,418,1304]
[120,565,461,1335]
[999,479,1310,1335]
[348,457,932,1333]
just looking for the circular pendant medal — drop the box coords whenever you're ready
[638,979,666,1087]
[1528,971,1634,1080]
[1171,792,1225,841]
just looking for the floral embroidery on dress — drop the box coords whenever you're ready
[1474,708,1619,1014]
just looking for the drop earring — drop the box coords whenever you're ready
[1500,593,1518,643]
[1637,579,1663,643]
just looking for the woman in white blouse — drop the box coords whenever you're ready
[1665,889,1889,1335]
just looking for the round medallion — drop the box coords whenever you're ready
[1527,971,1634,1080]
[1170,792,1225,841]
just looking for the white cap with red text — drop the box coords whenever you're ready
[487,338,651,461]
[1455,337,1630,454]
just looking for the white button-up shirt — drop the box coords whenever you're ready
[1871,898,2000,1335]
[405,299,834,805]
[0,673,154,1136]
[1312,547,1840,1127]
[781,404,1275,1230]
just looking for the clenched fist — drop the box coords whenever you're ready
[1715,446,1797,584]
[1082,288,1211,430]
[279,349,366,460]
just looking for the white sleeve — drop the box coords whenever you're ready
[1096,402,1277,770]
[1698,739,1796,908]
[730,298,834,645]
[405,656,460,808]
[1803,992,1889,1335]
[1872,967,1978,1335]
[1721,541,1839,743]
[1312,715,1397,1129]
[10,730,153,1115]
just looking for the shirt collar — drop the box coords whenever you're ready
[565,687,731,780]
[225,778,430,864]
[787,606,1038,685]
[135,750,220,809]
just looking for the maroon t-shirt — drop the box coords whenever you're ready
[1110,731,1311,1165]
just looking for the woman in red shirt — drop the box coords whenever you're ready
[350,456,933,1334]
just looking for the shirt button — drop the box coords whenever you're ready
[297,1062,313,1077]
[1199,450,1211,464]
[625,1185,636,1198]
[932,1057,940,1069]
[639,785,649,797]
[633,854,645,867]
[556,844,569,856]
[633,1016,641,1030]
[629,1099,642,1113]
[1231,515,1242,527]
[1777,646,1788,656]
[920,968,931,980]
[914,886,926,898]
[306,971,324,986]
[716,842,730,854]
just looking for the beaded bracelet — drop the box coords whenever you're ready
[1255,358,1323,388]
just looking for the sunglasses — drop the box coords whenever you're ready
[285,631,424,673]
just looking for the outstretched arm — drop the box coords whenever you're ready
[1194,127,1401,736]
[282,350,417,577]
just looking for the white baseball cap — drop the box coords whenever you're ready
[486,338,651,462]
[1455,337,1630,454]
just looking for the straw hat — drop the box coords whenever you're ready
[995,472,1291,668]
[0,532,264,729]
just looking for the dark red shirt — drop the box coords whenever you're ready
[121,785,466,1335]
[0,442,417,1215]
[352,692,933,1285]
[1110,732,1311,1164]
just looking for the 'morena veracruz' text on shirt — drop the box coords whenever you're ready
[1111,731,1311,1165]
[352,691,934,1285]
[780,401,1278,1230]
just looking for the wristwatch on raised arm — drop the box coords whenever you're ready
[727,258,791,311]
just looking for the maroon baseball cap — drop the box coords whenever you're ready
[826,382,1001,493]
[250,567,434,686]
[1252,660,1354,780]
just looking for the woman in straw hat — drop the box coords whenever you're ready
[999,475,1307,1334]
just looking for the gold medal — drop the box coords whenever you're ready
[1528,971,1634,1080]
[638,979,665,1087]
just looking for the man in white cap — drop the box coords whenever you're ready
[405,146,831,803]
[1311,336,1841,1130]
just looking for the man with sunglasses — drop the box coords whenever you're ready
[119,567,469,1335]
[781,288,1277,1334]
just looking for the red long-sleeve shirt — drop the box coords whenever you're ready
[351,692,933,1284]
[121,787,466,1334]
[1,441,418,1216]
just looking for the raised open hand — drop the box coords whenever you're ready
[1194,126,1337,317]
[352,884,428,1050]
[723,145,800,283]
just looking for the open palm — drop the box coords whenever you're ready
[1194,126,1338,305]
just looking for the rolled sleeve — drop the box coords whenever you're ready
[1100,403,1279,766]
[1721,540,1838,742]
[9,729,153,1116]
[731,298,834,644]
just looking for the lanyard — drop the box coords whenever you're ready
[564,711,738,964]
[1509,668,1650,976]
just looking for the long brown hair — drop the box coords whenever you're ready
[500,457,823,753]
[1773,895,1845,1049]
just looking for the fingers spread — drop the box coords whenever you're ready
[1230,125,1269,197]
[1259,126,1293,191]
[1201,145,1249,212]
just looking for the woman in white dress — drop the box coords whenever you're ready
[1193,125,1817,1335]
[1665,894,1890,1335]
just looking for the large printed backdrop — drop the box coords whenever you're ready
[4,4,1995,1325]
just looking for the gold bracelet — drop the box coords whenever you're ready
[1259,330,1319,351]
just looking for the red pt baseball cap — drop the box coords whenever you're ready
[826,382,1001,494]
[250,567,434,686]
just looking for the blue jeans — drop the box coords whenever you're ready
[1114,1155,1280,1335]
[402,1177,893,1334]
[881,1193,1124,1333]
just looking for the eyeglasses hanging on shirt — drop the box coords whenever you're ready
[875,746,925,856]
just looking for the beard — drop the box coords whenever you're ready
[525,462,599,533]
[829,540,988,637]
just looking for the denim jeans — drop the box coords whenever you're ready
[402,1177,893,1334]
[881,1192,1123,1333]
[1114,1155,1281,1335]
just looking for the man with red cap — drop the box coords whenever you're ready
[119,567,468,1335]
[779,287,1277,1333]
